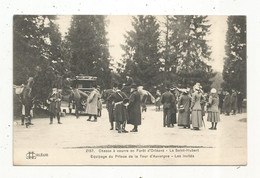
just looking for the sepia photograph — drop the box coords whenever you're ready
[12,15,247,165]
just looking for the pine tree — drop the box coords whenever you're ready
[13,15,47,84]
[66,15,112,88]
[166,15,215,91]
[222,16,246,93]
[13,15,65,103]
[121,15,162,89]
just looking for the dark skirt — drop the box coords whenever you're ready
[207,111,220,122]
[178,111,190,126]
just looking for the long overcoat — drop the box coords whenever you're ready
[231,92,238,110]
[223,94,232,113]
[86,89,99,115]
[127,90,141,126]
[161,91,175,110]
[177,94,191,126]
[107,90,127,122]
[114,102,129,123]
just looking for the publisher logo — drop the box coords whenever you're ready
[26,152,36,159]
[26,151,48,159]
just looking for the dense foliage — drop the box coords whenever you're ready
[13,15,64,102]
[121,16,162,88]
[66,15,112,88]
[165,15,215,91]
[222,16,246,94]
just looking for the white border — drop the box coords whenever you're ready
[1,0,259,177]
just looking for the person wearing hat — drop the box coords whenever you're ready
[86,85,99,122]
[127,83,142,132]
[113,98,130,133]
[207,88,220,130]
[161,86,176,128]
[125,73,134,87]
[47,87,62,124]
[177,89,192,128]
[121,73,133,97]
[190,85,205,130]
[107,83,127,130]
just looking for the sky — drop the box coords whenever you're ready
[56,15,228,72]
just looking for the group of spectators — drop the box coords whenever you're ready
[218,89,244,115]
[154,83,245,130]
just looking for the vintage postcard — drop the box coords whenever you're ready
[13,15,247,165]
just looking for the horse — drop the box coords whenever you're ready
[68,88,89,118]
[20,77,34,128]
[137,87,155,112]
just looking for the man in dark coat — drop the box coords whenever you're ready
[237,91,244,113]
[223,91,232,116]
[47,88,62,124]
[161,87,176,127]
[107,83,127,130]
[114,98,130,133]
[169,87,177,127]
[218,91,225,114]
[127,83,141,132]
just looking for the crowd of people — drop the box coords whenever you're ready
[154,83,245,130]
[16,74,244,132]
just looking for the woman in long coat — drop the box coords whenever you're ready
[127,84,141,132]
[223,91,232,115]
[190,86,204,130]
[207,88,220,130]
[86,87,99,121]
[177,90,191,128]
